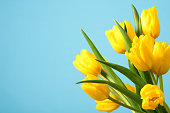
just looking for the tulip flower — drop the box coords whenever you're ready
[81,74,110,101]
[125,35,155,71]
[141,6,160,39]
[105,20,136,54]
[73,49,102,76]
[95,93,120,112]
[152,42,170,75]
[140,84,164,110]
[94,84,135,112]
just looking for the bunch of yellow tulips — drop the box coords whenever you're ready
[73,4,170,113]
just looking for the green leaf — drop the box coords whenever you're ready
[80,28,125,87]
[109,87,124,101]
[138,70,153,84]
[131,4,142,37]
[113,20,132,52]
[128,60,139,75]
[108,96,145,113]
[76,80,142,104]
[128,62,141,96]
[96,60,146,88]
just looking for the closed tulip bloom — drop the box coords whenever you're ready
[73,49,101,76]
[81,74,110,101]
[141,6,160,39]
[152,42,170,75]
[95,93,120,112]
[105,20,136,54]
[125,84,136,93]
[140,84,164,110]
[125,35,155,71]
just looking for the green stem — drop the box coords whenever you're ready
[145,110,156,113]
[159,75,164,92]
[128,60,141,96]
[108,96,145,113]
[155,75,158,85]
[149,71,156,85]
[138,71,153,84]
[164,101,170,113]
[138,70,147,81]
[98,74,107,80]
[156,107,162,113]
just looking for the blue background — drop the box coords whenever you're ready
[0,0,169,113]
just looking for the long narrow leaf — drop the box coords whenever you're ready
[113,20,132,52]
[132,4,141,37]
[108,96,144,113]
[138,71,154,84]
[97,60,146,88]
[80,28,125,86]
[128,60,139,75]
[76,80,142,104]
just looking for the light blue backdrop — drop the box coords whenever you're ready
[0,0,169,113]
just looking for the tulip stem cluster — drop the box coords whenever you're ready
[73,4,170,113]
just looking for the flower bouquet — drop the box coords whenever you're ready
[73,4,170,113]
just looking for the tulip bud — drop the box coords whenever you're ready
[105,20,136,54]
[81,74,110,101]
[141,6,160,39]
[125,35,155,71]
[73,49,102,76]
[140,84,164,110]
[152,42,170,75]
[95,93,120,112]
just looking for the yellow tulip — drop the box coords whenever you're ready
[81,74,110,101]
[73,49,101,76]
[141,6,160,39]
[125,84,136,93]
[94,84,135,112]
[95,93,120,112]
[105,20,136,54]
[140,84,164,110]
[125,35,155,71]
[152,42,170,75]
